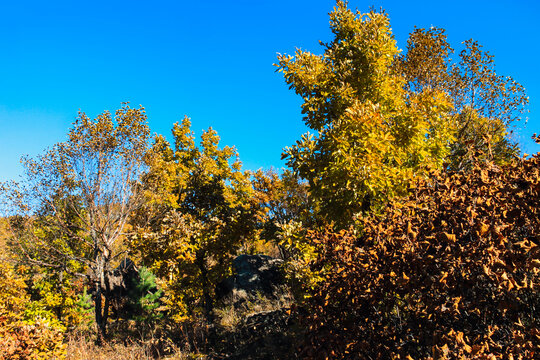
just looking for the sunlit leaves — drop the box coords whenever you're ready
[301,155,539,359]
[131,117,257,320]
[0,262,67,359]
[1,103,152,340]
[277,2,528,228]
[277,2,455,226]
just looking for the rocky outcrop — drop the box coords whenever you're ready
[211,308,303,360]
[107,258,139,296]
[215,254,284,302]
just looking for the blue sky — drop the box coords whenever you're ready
[1,0,538,181]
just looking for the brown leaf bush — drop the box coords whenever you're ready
[0,319,66,360]
[301,156,539,359]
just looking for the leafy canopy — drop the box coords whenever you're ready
[131,117,257,320]
[277,2,454,226]
[277,1,527,227]
[1,103,152,341]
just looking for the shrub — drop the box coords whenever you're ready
[301,156,540,359]
[0,261,66,360]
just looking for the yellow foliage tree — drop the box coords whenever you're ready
[399,29,528,170]
[130,118,258,321]
[277,1,527,227]
[277,2,454,226]
[2,103,152,342]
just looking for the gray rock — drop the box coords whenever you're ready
[211,308,303,359]
[216,254,284,301]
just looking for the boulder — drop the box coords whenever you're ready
[216,254,284,301]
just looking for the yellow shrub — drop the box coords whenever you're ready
[0,262,66,360]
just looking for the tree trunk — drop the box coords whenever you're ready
[94,256,110,344]
[94,280,107,344]
[196,254,213,322]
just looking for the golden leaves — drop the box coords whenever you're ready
[131,120,258,319]
[478,222,490,237]
[407,221,418,240]
[439,271,449,285]
[443,232,456,242]
[277,0,465,227]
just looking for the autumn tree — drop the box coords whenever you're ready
[252,169,313,256]
[277,1,527,226]
[399,28,528,170]
[277,1,454,226]
[0,261,67,359]
[1,103,151,342]
[130,117,257,321]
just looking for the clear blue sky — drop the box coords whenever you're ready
[1,0,539,181]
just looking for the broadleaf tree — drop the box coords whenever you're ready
[130,117,258,321]
[1,103,151,342]
[277,1,454,226]
[277,1,528,227]
[398,28,528,170]
[251,169,313,254]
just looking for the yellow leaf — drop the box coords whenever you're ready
[444,232,456,242]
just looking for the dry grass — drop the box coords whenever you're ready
[66,335,151,360]
[65,333,203,360]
